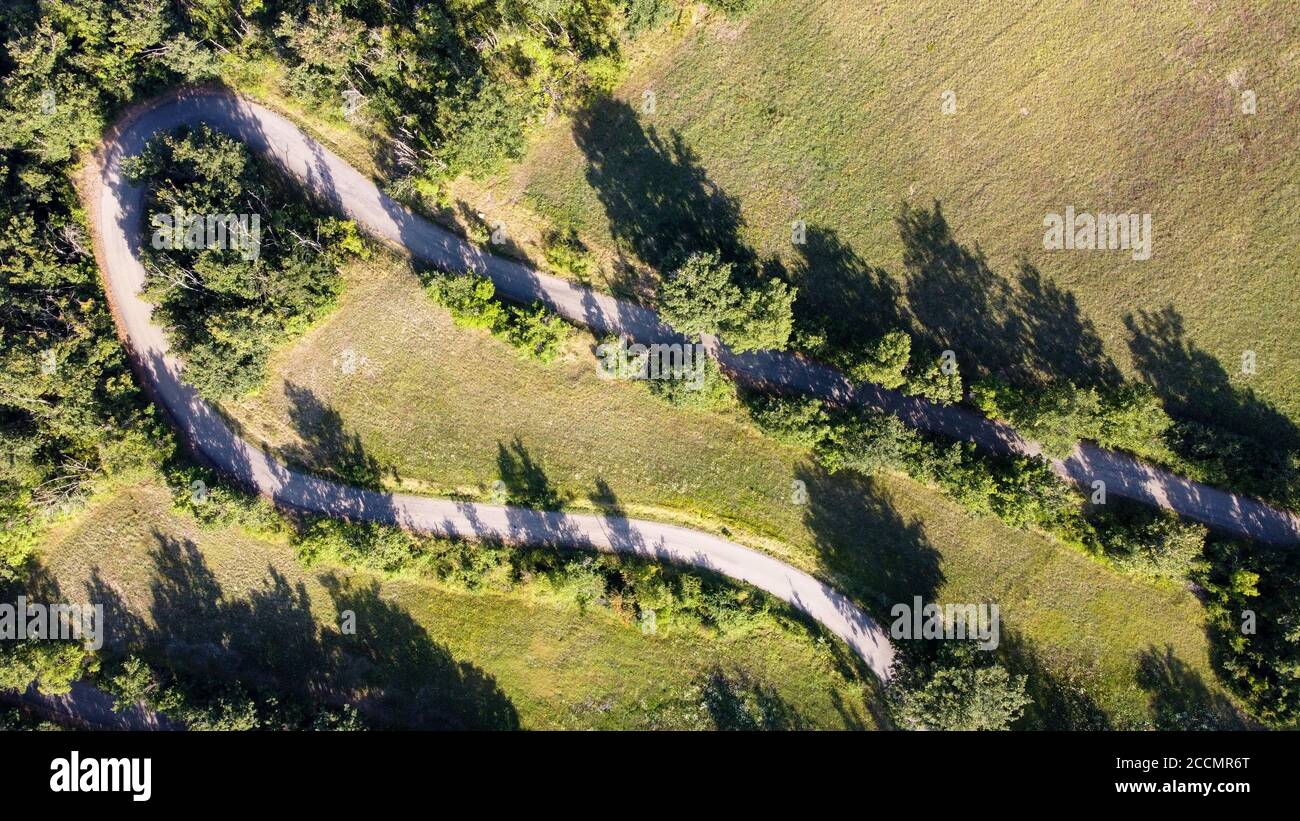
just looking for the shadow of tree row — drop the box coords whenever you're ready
[566,94,1300,496]
[84,532,519,729]
[801,201,1300,463]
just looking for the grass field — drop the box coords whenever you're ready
[476,0,1300,442]
[222,252,1242,728]
[35,479,878,729]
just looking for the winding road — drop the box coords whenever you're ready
[87,89,896,682]
[85,88,1300,687]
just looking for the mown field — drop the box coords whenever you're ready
[224,253,1241,728]
[35,479,877,730]
[478,0,1300,440]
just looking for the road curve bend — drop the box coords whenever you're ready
[86,88,896,682]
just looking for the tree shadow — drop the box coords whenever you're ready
[1124,306,1297,441]
[571,95,756,277]
[998,630,1113,730]
[319,572,520,729]
[281,381,390,490]
[1,559,63,606]
[1135,644,1248,730]
[143,533,324,693]
[794,462,943,618]
[897,201,1120,388]
[496,436,564,510]
[84,567,149,652]
[87,530,517,729]
[790,225,906,357]
[1124,306,1300,506]
[696,668,806,730]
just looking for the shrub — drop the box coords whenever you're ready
[549,557,609,612]
[425,271,571,362]
[703,0,757,19]
[426,271,505,331]
[542,227,593,278]
[696,669,804,730]
[104,655,366,731]
[1090,501,1206,582]
[293,518,420,574]
[504,303,571,363]
[624,0,680,34]
[744,394,830,448]
[646,353,736,410]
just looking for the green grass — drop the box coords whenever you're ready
[222,252,1241,728]
[154,19,1261,726]
[505,0,1300,438]
[35,479,878,729]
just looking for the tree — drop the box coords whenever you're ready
[971,377,1173,460]
[745,394,830,449]
[1197,537,1300,725]
[893,663,1030,730]
[657,251,743,339]
[1097,382,1172,454]
[107,655,158,711]
[0,639,98,696]
[657,251,793,352]
[816,409,921,476]
[125,126,353,400]
[972,378,1099,458]
[726,276,794,353]
[889,643,1030,731]
[906,353,963,405]
[848,330,911,389]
